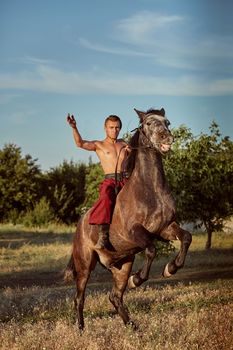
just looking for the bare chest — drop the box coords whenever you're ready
[96,142,127,173]
[97,143,125,160]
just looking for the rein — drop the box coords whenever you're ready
[114,145,128,194]
[113,128,154,194]
[113,119,172,193]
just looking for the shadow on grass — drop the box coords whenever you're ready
[1,247,233,290]
[0,229,74,248]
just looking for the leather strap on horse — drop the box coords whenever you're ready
[114,145,127,195]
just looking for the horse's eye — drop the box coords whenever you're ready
[146,122,151,126]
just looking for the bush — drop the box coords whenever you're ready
[6,208,20,225]
[21,197,56,227]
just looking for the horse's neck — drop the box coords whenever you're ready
[134,149,166,189]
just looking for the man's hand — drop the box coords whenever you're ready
[67,114,77,129]
[125,145,132,153]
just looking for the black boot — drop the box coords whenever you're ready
[95,224,109,249]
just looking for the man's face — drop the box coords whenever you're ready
[105,121,121,140]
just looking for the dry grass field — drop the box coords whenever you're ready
[0,224,233,350]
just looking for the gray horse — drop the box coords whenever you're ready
[65,108,192,330]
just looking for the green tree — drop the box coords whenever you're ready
[0,143,41,222]
[43,160,86,223]
[82,163,104,210]
[164,122,233,249]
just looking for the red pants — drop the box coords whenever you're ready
[89,178,127,225]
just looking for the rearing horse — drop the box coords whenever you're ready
[65,108,192,329]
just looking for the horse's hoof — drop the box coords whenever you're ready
[162,263,172,278]
[128,275,137,289]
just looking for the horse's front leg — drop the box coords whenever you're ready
[128,244,156,288]
[127,224,156,289]
[160,222,192,277]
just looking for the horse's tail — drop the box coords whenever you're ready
[63,254,77,283]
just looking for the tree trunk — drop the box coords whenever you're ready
[205,227,212,250]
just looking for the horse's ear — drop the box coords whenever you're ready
[134,108,146,123]
[160,108,165,117]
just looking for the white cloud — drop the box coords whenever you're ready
[115,11,185,45]
[22,56,56,66]
[79,38,155,57]
[77,11,233,73]
[0,63,233,96]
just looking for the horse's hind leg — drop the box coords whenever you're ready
[74,272,89,330]
[160,222,192,277]
[109,257,135,327]
[73,251,97,330]
[128,244,156,289]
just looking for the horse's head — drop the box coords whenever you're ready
[134,108,173,154]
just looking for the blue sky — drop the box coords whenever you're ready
[1,0,233,171]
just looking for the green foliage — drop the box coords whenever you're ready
[164,122,233,248]
[154,240,175,258]
[42,160,86,224]
[0,143,41,222]
[21,197,55,227]
[6,208,20,225]
[82,163,104,210]
[122,131,132,143]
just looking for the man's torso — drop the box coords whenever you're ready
[95,139,128,174]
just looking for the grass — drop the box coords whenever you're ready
[0,224,233,349]
[0,223,74,275]
[0,281,232,350]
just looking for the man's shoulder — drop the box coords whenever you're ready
[95,140,104,146]
[94,140,107,150]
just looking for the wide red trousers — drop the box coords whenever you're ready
[89,178,127,225]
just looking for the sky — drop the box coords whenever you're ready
[1,0,233,171]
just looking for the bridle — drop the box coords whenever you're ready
[114,115,173,190]
[131,114,173,149]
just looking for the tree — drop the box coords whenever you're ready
[164,122,233,249]
[0,143,41,222]
[42,160,86,224]
[82,163,104,210]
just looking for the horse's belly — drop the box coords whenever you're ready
[144,205,175,233]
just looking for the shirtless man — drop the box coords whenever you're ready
[67,113,130,249]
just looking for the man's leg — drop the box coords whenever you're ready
[95,224,110,249]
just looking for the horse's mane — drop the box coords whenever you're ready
[145,108,165,117]
[125,129,139,175]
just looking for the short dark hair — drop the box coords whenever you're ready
[104,115,122,129]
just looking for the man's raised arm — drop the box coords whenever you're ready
[67,114,97,151]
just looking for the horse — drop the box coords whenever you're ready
[65,107,192,330]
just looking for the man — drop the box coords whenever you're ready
[67,113,130,249]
